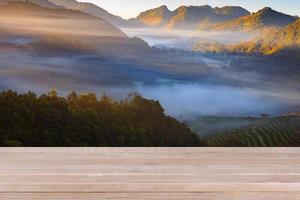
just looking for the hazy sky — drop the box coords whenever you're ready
[80,0,300,19]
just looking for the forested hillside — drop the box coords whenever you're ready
[0,91,201,147]
[193,19,300,56]
[203,7,297,32]
[234,19,300,55]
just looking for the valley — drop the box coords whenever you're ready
[0,0,300,146]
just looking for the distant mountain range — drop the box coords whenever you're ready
[129,5,299,32]
[202,7,298,32]
[1,0,299,56]
[1,1,298,33]
[132,5,250,30]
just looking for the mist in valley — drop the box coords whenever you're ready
[122,28,256,49]
[0,2,300,123]
[1,50,300,121]
[135,83,300,120]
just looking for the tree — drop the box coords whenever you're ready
[48,90,58,98]
[0,90,203,147]
[67,91,78,102]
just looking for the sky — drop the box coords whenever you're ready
[80,0,300,19]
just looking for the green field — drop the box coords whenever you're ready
[206,116,300,147]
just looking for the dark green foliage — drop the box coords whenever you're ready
[0,90,201,147]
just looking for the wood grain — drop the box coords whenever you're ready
[0,148,299,199]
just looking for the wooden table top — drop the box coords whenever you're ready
[0,148,300,199]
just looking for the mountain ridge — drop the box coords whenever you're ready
[0,1,152,56]
[136,5,174,27]
[203,7,298,32]
[0,1,126,37]
[0,0,63,9]
[132,5,250,30]
[167,5,250,30]
[48,0,127,26]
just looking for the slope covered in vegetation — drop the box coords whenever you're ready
[193,19,300,55]
[207,116,300,147]
[238,19,300,55]
[203,7,297,32]
[188,116,262,137]
[0,90,201,147]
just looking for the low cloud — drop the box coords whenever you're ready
[122,28,256,49]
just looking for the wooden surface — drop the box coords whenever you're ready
[0,148,300,199]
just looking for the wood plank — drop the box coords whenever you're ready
[2,174,300,183]
[2,192,300,200]
[0,148,299,199]
[1,183,300,192]
[1,165,300,175]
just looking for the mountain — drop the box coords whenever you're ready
[48,0,127,26]
[0,1,150,56]
[166,5,250,30]
[0,1,126,38]
[204,7,298,32]
[224,19,300,55]
[0,1,154,92]
[135,5,174,27]
[258,19,300,54]
[133,5,250,30]
[0,0,62,9]
[193,18,300,55]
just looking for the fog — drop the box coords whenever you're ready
[122,28,256,49]
[1,38,300,120]
[135,83,300,119]
[0,10,126,38]
[0,6,299,121]
[1,50,299,120]
[3,77,299,120]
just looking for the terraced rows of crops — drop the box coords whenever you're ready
[208,116,300,147]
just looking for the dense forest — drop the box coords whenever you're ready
[0,90,202,147]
